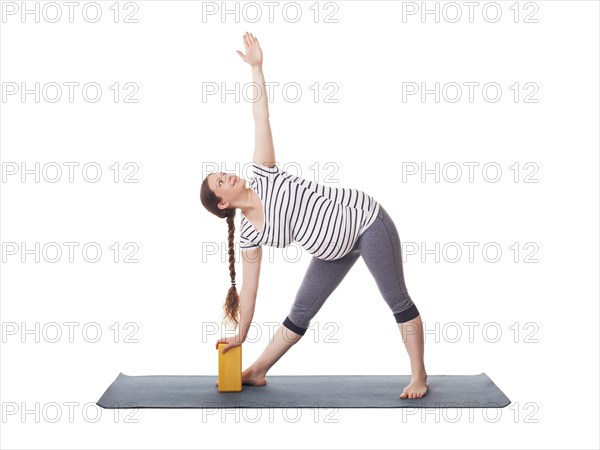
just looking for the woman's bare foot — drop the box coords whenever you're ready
[242,366,267,386]
[215,366,267,388]
[399,375,429,399]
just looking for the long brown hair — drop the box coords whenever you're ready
[200,174,239,327]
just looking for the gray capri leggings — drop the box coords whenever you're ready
[282,204,420,336]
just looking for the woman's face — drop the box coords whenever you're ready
[208,172,244,210]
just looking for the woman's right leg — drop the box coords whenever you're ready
[241,323,303,386]
[243,248,361,385]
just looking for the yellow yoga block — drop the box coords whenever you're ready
[217,343,242,392]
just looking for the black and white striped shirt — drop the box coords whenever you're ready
[239,162,380,261]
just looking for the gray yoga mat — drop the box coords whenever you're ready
[97,372,510,409]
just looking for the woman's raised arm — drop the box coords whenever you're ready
[237,32,276,167]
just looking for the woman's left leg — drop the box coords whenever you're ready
[356,204,428,398]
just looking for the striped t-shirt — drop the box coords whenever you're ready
[239,162,381,261]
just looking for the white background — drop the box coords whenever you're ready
[1,1,598,449]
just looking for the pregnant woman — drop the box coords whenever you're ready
[200,33,428,399]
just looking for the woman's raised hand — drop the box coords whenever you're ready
[236,32,263,67]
